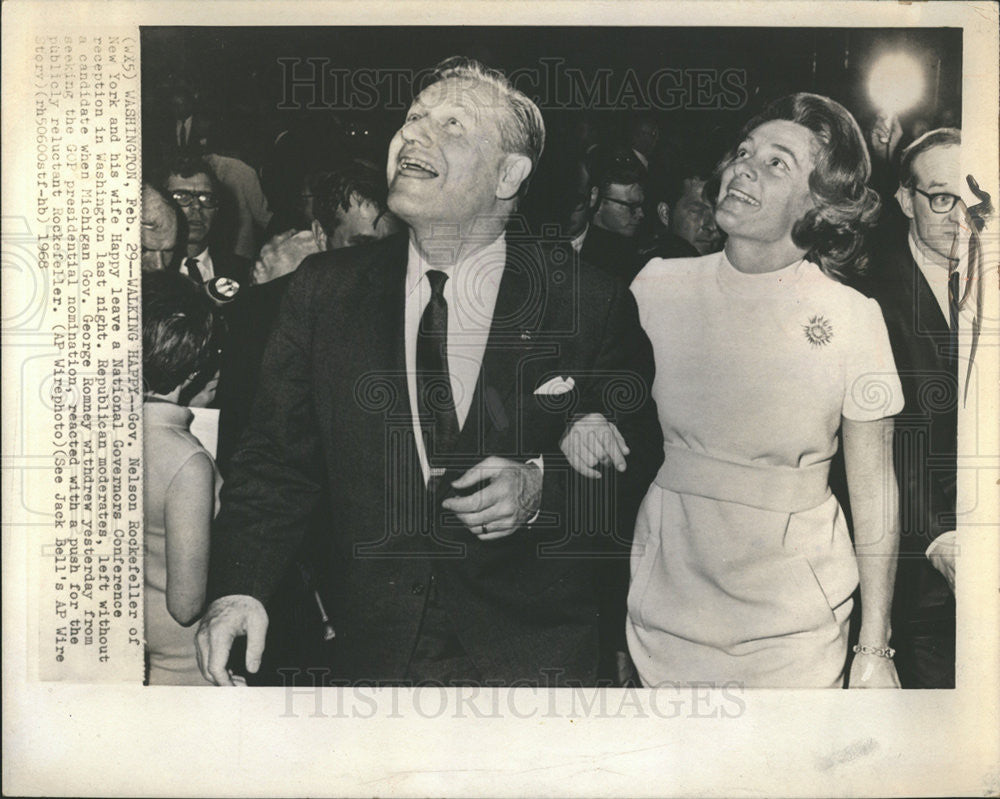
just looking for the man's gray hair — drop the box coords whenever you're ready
[427,56,546,177]
[899,127,961,189]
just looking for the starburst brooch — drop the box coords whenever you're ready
[803,315,833,347]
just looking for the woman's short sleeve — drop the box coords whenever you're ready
[842,296,905,421]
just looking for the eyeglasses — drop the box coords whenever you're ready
[171,190,219,209]
[599,195,644,214]
[913,188,962,214]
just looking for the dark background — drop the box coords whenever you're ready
[141,25,962,173]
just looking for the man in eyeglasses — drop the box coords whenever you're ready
[163,156,252,288]
[859,128,968,688]
[579,146,649,285]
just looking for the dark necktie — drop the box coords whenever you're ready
[185,257,204,285]
[416,269,460,475]
[947,270,960,369]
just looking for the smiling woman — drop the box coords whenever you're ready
[716,93,882,280]
[616,93,905,689]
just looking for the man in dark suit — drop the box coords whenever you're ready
[579,147,649,285]
[163,156,252,288]
[196,57,663,686]
[859,128,966,688]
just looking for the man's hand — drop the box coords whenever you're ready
[442,456,543,540]
[848,652,901,689]
[195,594,269,685]
[868,114,903,161]
[559,413,629,479]
[927,530,957,592]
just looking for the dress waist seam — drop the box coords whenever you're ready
[653,444,831,513]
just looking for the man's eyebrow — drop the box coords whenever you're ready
[440,95,480,121]
[923,180,953,190]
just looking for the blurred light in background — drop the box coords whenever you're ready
[868,51,925,116]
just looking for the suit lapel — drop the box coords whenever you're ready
[362,236,410,382]
[455,241,549,453]
[906,255,949,345]
[359,236,421,484]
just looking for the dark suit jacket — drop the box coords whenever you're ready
[208,247,252,287]
[210,232,663,684]
[853,217,956,625]
[638,232,700,263]
[216,273,294,473]
[579,225,647,286]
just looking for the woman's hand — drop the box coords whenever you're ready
[559,413,629,479]
[848,653,901,689]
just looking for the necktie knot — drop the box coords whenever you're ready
[426,269,448,297]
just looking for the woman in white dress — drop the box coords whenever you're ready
[563,94,902,688]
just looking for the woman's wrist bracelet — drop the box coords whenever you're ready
[853,643,895,659]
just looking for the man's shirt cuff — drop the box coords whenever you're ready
[925,529,956,560]
[525,455,543,525]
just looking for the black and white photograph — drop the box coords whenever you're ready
[3,2,998,796]
[138,23,969,689]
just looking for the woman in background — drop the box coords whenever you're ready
[142,270,224,685]
[565,94,903,688]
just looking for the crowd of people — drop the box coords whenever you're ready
[140,55,985,690]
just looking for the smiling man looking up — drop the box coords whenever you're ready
[197,57,663,687]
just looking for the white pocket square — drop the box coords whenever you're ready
[534,376,575,395]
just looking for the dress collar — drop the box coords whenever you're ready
[715,249,811,297]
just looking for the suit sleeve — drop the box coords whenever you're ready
[208,263,326,605]
[532,278,662,544]
[598,279,664,533]
[534,277,663,655]
[591,279,664,653]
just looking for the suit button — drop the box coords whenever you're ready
[411,582,425,595]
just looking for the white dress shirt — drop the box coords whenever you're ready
[908,232,971,326]
[404,234,507,483]
[180,248,215,282]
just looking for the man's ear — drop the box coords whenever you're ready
[495,153,533,201]
[895,185,915,220]
[657,201,670,227]
[589,185,600,211]
[311,219,329,251]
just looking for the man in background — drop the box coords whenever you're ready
[580,147,648,284]
[859,128,971,688]
[163,155,252,287]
